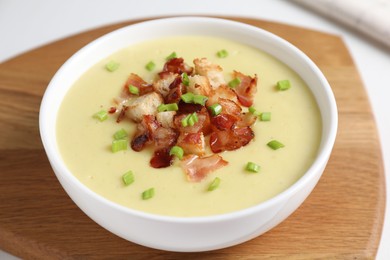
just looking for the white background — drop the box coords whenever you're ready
[0,0,389,259]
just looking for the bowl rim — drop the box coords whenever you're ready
[39,16,338,223]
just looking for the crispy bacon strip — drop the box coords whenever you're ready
[209,126,254,153]
[162,58,193,75]
[130,115,159,151]
[181,154,228,182]
[150,148,174,168]
[232,71,258,107]
[164,76,184,104]
[115,73,154,105]
[150,127,178,168]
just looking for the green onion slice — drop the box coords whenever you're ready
[228,77,241,88]
[248,106,261,116]
[193,95,208,105]
[145,61,155,71]
[113,128,128,140]
[267,140,285,150]
[216,49,228,58]
[169,146,184,160]
[166,52,177,61]
[181,92,195,103]
[105,60,119,72]
[208,177,221,191]
[208,104,222,116]
[93,110,108,122]
[277,80,291,91]
[181,115,189,127]
[181,112,198,127]
[122,171,134,186]
[142,188,155,200]
[157,103,179,112]
[128,85,139,95]
[182,73,190,86]
[111,139,127,153]
[246,162,260,173]
[260,112,271,121]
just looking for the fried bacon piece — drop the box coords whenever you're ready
[164,76,185,104]
[115,73,154,105]
[180,154,228,182]
[231,71,258,107]
[209,126,254,153]
[161,58,193,75]
[153,72,177,97]
[131,115,159,152]
[150,127,178,168]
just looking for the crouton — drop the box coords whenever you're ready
[125,92,163,122]
[156,111,176,128]
[187,75,211,96]
[153,73,177,97]
[193,58,225,89]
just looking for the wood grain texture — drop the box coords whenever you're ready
[0,17,385,259]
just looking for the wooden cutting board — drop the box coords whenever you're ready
[0,17,385,259]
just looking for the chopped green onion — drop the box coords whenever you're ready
[208,177,221,191]
[260,112,271,121]
[216,49,228,58]
[181,112,198,127]
[169,146,184,160]
[193,95,208,105]
[181,115,189,127]
[145,61,155,71]
[181,92,195,103]
[128,85,139,95]
[188,112,198,126]
[93,110,108,122]
[157,103,179,112]
[248,106,261,116]
[228,77,241,88]
[111,139,127,152]
[267,140,285,150]
[122,171,134,186]
[246,162,260,173]
[182,73,190,86]
[181,92,208,105]
[277,80,291,91]
[142,188,155,200]
[208,104,222,116]
[166,52,177,61]
[105,60,119,72]
[113,128,128,140]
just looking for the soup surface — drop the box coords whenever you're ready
[57,36,321,217]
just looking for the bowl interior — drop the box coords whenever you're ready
[39,17,337,221]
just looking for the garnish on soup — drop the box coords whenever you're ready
[109,56,259,182]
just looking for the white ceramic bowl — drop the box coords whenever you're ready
[39,17,337,252]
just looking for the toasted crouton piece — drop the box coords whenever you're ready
[194,58,225,89]
[187,75,211,96]
[125,92,163,122]
[156,111,176,128]
[153,73,177,97]
[177,132,205,156]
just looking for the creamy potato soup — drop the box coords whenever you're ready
[57,36,321,217]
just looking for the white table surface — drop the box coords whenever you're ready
[0,0,389,259]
